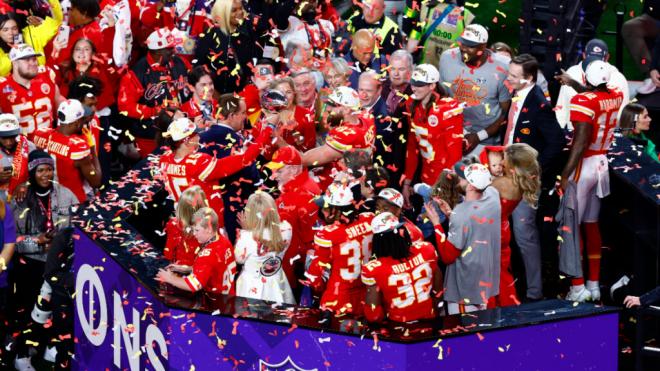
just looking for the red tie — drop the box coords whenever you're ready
[504,97,519,146]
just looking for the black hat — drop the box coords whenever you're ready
[28,149,54,172]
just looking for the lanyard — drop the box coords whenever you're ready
[37,196,53,231]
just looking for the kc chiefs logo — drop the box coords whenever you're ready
[144,82,167,101]
[41,83,50,95]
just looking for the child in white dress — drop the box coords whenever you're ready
[234,192,295,304]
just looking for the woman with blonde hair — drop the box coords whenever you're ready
[490,143,541,307]
[268,77,317,151]
[164,186,208,266]
[234,192,295,304]
[194,0,290,94]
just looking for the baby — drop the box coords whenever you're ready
[480,146,505,177]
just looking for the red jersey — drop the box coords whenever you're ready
[0,67,57,140]
[307,213,375,315]
[276,170,321,290]
[404,97,463,184]
[159,151,226,225]
[164,218,200,266]
[184,235,237,295]
[325,115,376,153]
[33,128,92,203]
[313,115,376,189]
[569,88,624,157]
[158,131,266,227]
[361,241,438,323]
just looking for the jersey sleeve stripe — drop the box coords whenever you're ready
[361,274,376,286]
[70,150,91,160]
[325,137,350,153]
[570,104,595,118]
[198,157,216,181]
[314,235,333,248]
[184,274,203,292]
[443,107,464,120]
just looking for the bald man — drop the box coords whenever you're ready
[345,29,386,88]
[345,0,403,56]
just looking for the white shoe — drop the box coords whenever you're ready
[566,285,592,302]
[610,275,630,298]
[638,78,657,95]
[14,357,35,371]
[586,280,601,301]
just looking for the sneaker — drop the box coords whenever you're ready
[14,357,35,371]
[610,275,630,299]
[638,78,657,95]
[566,285,592,302]
[586,280,601,301]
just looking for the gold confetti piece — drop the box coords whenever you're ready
[432,339,443,360]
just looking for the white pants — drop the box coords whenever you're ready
[570,154,610,223]
[447,302,487,315]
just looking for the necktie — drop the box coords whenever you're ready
[504,96,519,145]
[386,89,400,115]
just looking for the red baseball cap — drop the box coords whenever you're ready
[265,146,302,170]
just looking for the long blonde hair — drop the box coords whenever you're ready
[505,143,541,207]
[211,0,238,35]
[176,186,208,232]
[243,192,287,253]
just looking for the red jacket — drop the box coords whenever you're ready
[46,21,111,67]
[404,96,463,185]
[57,61,119,110]
[276,170,322,289]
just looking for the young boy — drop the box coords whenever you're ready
[156,208,236,295]
[480,146,505,177]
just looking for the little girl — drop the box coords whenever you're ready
[234,192,295,304]
[164,186,207,266]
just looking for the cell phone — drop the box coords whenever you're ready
[2,166,12,172]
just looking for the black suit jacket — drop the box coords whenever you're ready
[510,85,567,185]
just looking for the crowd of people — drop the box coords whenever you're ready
[0,0,657,369]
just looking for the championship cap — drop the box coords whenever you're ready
[457,24,489,47]
[585,60,612,87]
[57,99,92,125]
[325,184,354,207]
[328,86,361,110]
[371,212,402,234]
[0,114,20,137]
[377,188,404,208]
[10,43,42,62]
[265,146,302,170]
[410,64,440,86]
[166,117,198,141]
[459,163,492,190]
[146,28,175,50]
[582,39,609,72]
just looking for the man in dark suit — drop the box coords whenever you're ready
[378,50,414,188]
[503,54,567,301]
[199,93,259,243]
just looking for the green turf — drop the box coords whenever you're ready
[472,0,645,79]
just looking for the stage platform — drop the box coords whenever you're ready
[72,154,620,370]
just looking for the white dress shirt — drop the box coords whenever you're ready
[506,84,534,146]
